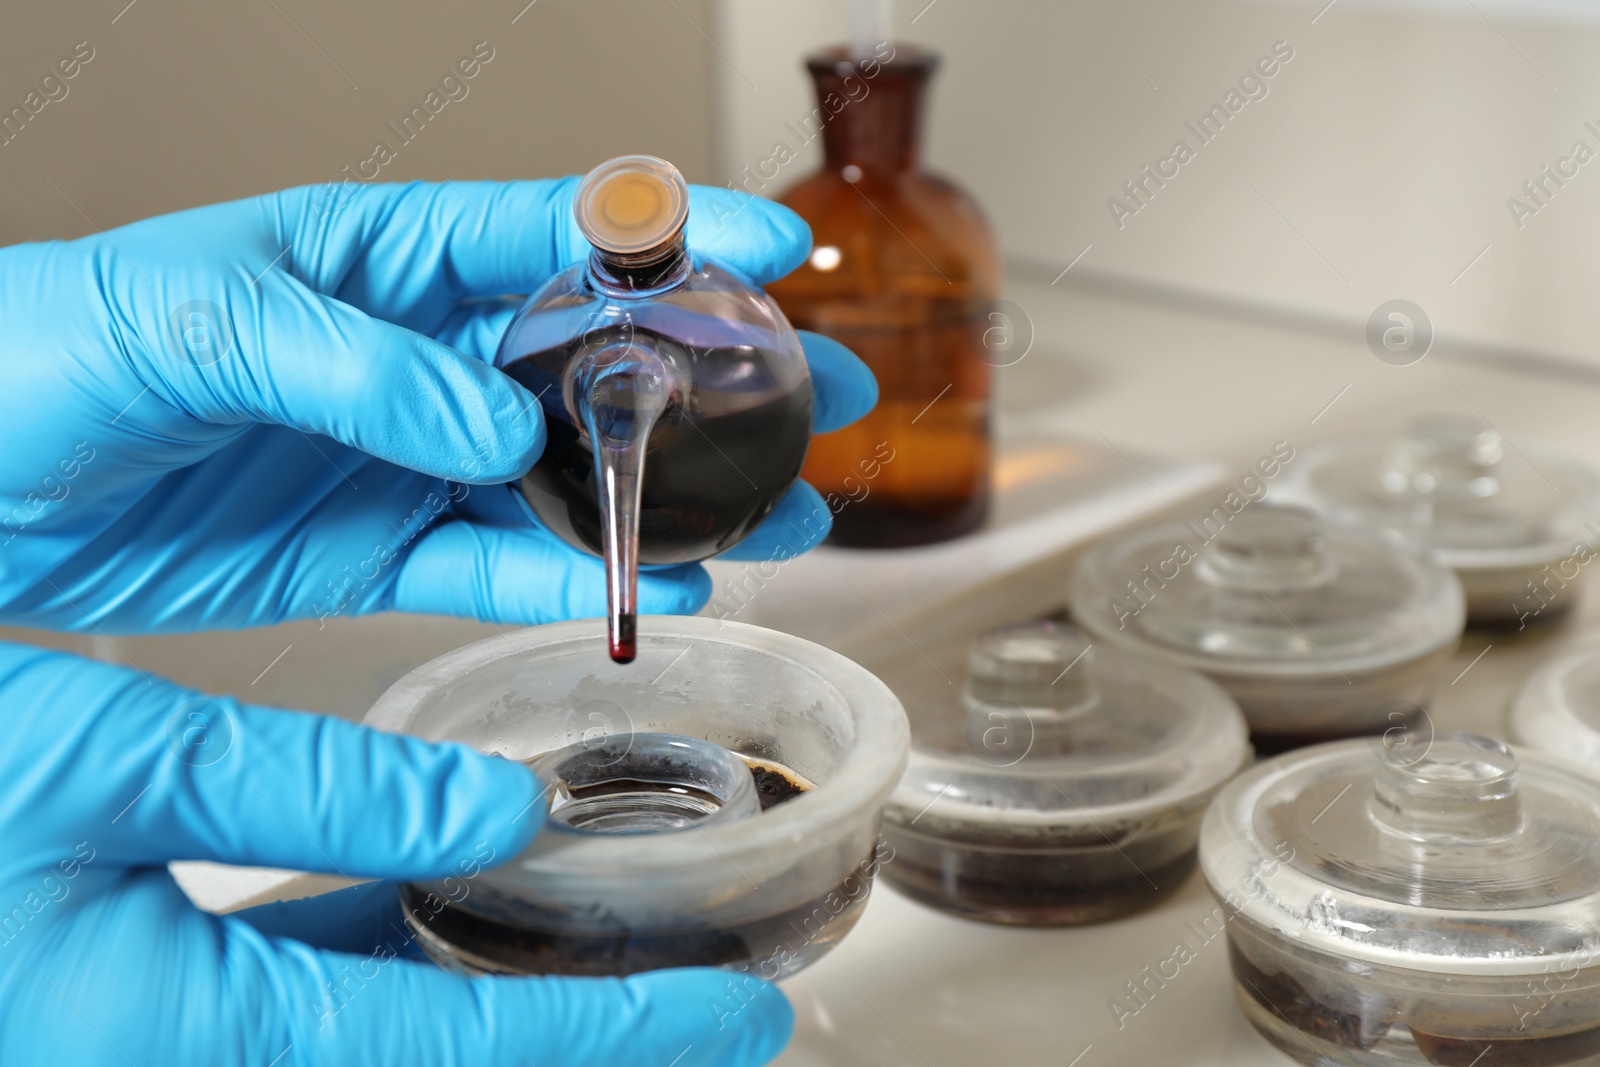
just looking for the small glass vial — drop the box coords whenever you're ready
[1067,504,1465,749]
[493,156,813,662]
[881,621,1251,925]
[1201,732,1600,1067]
[1285,413,1600,628]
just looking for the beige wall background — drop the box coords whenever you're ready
[10,0,1600,370]
[0,0,717,245]
[715,0,1600,371]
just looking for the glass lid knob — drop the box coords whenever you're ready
[1195,505,1338,594]
[1383,412,1505,501]
[962,621,1099,722]
[1370,731,1522,842]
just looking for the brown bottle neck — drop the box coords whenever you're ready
[806,45,938,175]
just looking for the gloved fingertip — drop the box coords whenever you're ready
[629,968,795,1066]
[711,482,833,563]
[734,978,796,1064]
[234,880,420,955]
[507,390,549,475]
[638,564,712,616]
[438,742,545,860]
[470,380,546,482]
[754,198,814,280]
[686,187,812,285]
[777,481,832,556]
[799,330,878,433]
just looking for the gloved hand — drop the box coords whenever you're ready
[0,640,791,1066]
[0,178,874,633]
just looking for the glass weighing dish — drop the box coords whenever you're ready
[363,616,909,979]
[1510,632,1600,765]
[1284,413,1600,628]
[1200,732,1600,1067]
[880,621,1252,925]
[1067,505,1465,750]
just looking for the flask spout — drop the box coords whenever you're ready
[573,342,674,664]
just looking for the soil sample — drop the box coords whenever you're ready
[402,755,878,977]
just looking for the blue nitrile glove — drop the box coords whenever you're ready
[0,179,875,632]
[0,641,791,1066]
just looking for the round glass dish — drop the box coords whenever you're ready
[880,621,1251,925]
[1067,504,1465,750]
[1284,413,1600,628]
[1510,632,1600,765]
[1200,732,1600,1067]
[363,616,909,979]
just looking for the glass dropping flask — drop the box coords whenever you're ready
[767,45,1000,547]
[493,156,814,663]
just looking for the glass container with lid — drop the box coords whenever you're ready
[880,620,1251,925]
[493,155,813,663]
[1284,413,1600,628]
[1201,732,1600,1067]
[1067,504,1465,749]
[1510,631,1600,766]
[364,616,908,979]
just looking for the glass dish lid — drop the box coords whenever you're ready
[888,621,1251,835]
[1200,732,1600,975]
[1068,504,1464,678]
[1510,633,1600,763]
[1288,413,1600,572]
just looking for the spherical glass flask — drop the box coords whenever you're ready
[492,156,813,662]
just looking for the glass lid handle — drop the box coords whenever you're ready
[962,621,1099,721]
[1370,731,1523,842]
[1382,412,1504,502]
[1194,505,1338,594]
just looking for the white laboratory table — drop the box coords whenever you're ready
[9,273,1600,1067]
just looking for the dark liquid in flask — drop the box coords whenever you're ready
[500,326,814,642]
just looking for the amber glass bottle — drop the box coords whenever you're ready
[768,45,1000,548]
